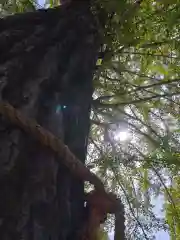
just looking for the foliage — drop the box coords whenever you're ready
[97,227,109,240]
[90,0,180,239]
[1,0,180,239]
[165,176,180,240]
[0,0,37,15]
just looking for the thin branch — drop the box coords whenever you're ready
[105,132,149,239]
[112,65,157,81]
[95,110,159,146]
[133,3,180,27]
[112,167,149,240]
[93,92,180,107]
[89,136,103,155]
[120,51,180,60]
[149,110,169,134]
[118,107,160,138]
[94,95,114,102]
[91,119,110,127]
[134,79,180,91]
[139,41,173,49]
[151,168,177,238]
[94,80,180,107]
[132,145,178,235]
[102,68,180,95]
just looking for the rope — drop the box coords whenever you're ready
[0,101,125,239]
[80,190,125,240]
[0,101,104,191]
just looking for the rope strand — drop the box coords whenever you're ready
[0,101,104,191]
[0,101,125,239]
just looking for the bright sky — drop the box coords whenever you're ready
[38,0,45,7]
[109,230,169,240]
[152,195,169,240]
[112,131,170,240]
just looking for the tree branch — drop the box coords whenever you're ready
[93,92,180,107]
[120,51,180,60]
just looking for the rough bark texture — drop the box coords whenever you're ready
[0,2,100,239]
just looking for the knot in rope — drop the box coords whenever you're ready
[86,190,120,214]
[80,190,121,240]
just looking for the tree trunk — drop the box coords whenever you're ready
[0,1,100,239]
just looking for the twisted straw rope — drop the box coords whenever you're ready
[0,102,105,191]
[0,101,125,239]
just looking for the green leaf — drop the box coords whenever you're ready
[97,228,109,240]
[142,168,150,192]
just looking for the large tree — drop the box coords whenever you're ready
[1,0,180,239]
[0,1,102,239]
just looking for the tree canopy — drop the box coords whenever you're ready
[1,0,180,239]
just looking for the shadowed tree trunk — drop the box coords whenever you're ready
[0,1,100,239]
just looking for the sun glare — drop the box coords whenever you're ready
[114,131,128,142]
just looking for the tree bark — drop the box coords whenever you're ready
[0,1,100,239]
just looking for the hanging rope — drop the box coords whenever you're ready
[0,101,125,239]
[0,101,104,191]
[80,190,125,240]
